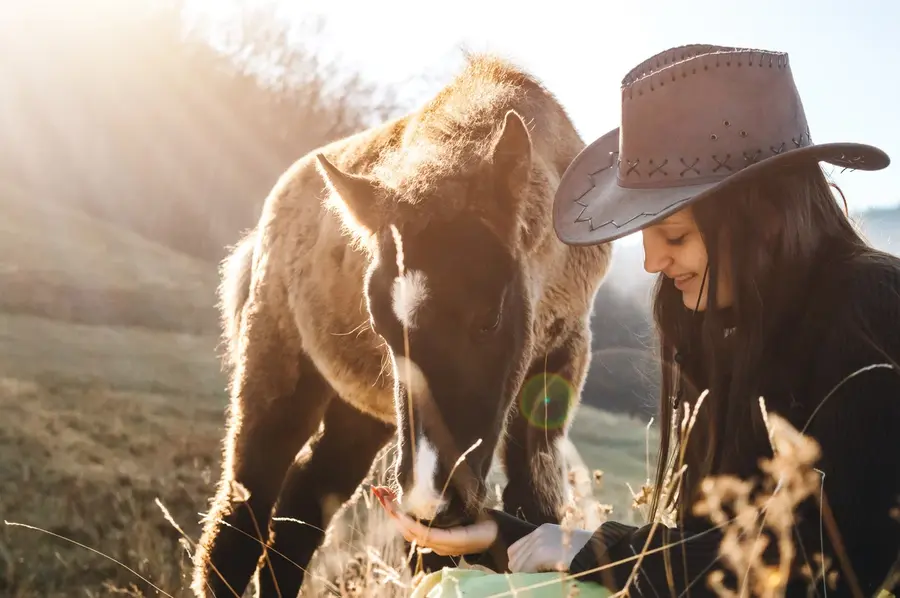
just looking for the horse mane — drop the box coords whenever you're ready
[371,52,569,204]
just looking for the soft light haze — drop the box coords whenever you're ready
[185,0,899,246]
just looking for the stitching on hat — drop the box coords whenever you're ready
[711,154,732,172]
[572,153,615,227]
[625,159,641,177]
[621,44,722,88]
[618,137,854,181]
[572,154,618,225]
[742,149,762,165]
[679,158,700,176]
[570,151,695,232]
[586,196,693,232]
[623,48,789,100]
[648,159,669,178]
[839,154,865,173]
[569,149,875,235]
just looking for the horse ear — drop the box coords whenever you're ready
[490,109,532,196]
[316,153,381,234]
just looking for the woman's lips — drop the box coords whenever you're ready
[673,273,696,290]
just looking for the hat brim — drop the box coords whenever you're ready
[553,128,891,246]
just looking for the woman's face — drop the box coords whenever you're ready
[641,207,732,311]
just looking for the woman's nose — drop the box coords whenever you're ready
[642,240,671,274]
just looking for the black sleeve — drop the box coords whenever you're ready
[568,520,726,596]
[566,361,900,598]
[481,507,726,595]
[568,263,900,597]
[789,277,900,597]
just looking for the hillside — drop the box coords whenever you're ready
[0,182,221,336]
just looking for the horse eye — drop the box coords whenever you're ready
[478,307,502,334]
[474,289,507,337]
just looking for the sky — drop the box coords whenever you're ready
[184,0,899,245]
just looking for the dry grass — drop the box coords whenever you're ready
[0,370,640,597]
[0,307,651,597]
[4,310,888,597]
[693,406,827,598]
[0,375,223,597]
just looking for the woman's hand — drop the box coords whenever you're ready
[507,523,594,573]
[373,486,498,556]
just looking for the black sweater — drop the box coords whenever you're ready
[488,249,900,597]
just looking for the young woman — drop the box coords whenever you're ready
[377,45,900,597]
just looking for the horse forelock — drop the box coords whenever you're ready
[367,54,553,217]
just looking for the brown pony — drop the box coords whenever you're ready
[191,53,612,598]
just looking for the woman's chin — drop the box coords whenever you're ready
[681,292,707,311]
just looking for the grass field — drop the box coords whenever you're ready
[0,189,655,597]
[0,314,655,597]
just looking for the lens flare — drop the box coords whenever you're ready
[518,372,575,430]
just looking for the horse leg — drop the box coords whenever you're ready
[501,333,590,526]
[191,315,334,598]
[256,398,394,598]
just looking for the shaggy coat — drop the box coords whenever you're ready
[192,54,612,598]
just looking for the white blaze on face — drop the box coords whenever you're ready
[391,269,429,329]
[402,435,448,521]
[391,354,447,521]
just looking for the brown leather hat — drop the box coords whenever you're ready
[553,44,890,246]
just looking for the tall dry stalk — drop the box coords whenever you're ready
[692,402,827,598]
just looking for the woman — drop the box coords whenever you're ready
[378,45,900,597]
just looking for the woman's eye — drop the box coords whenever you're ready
[666,233,687,246]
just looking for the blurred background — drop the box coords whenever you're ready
[1,0,896,595]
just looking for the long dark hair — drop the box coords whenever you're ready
[647,162,872,523]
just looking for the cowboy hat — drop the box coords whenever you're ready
[553,44,890,246]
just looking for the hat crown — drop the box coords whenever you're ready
[616,45,811,189]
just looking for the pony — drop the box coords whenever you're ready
[191,53,612,598]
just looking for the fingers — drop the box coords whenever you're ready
[426,520,498,556]
[510,541,545,573]
[371,486,498,556]
[507,524,568,574]
[507,529,540,572]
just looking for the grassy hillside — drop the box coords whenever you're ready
[0,370,648,597]
[0,182,221,335]
[0,191,231,596]
[0,313,225,397]
[0,311,650,596]
[0,376,225,597]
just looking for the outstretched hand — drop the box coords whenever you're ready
[507,522,594,573]
[372,486,498,557]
